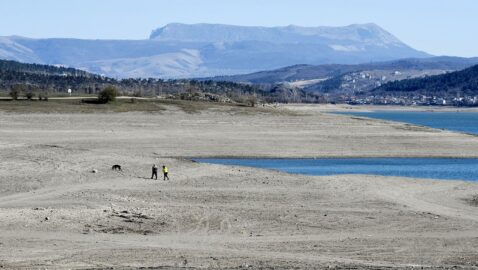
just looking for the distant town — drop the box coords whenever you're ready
[341,94,478,106]
[317,69,478,106]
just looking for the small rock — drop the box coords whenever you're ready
[92,169,98,173]
[44,217,49,221]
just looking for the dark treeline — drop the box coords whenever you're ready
[372,64,478,96]
[305,75,343,93]
[0,59,92,77]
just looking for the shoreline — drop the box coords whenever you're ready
[282,103,478,113]
[192,157,478,183]
[189,155,478,159]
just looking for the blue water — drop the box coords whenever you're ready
[196,111,478,181]
[195,158,478,181]
[338,111,478,135]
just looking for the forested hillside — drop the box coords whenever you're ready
[372,64,478,96]
[0,59,322,103]
[210,57,478,84]
[0,59,92,76]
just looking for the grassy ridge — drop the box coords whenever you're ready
[0,98,261,114]
[0,99,175,113]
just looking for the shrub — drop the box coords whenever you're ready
[38,93,49,101]
[81,98,102,104]
[247,96,257,107]
[9,84,26,100]
[133,90,143,97]
[9,89,19,100]
[98,86,118,103]
[25,92,35,100]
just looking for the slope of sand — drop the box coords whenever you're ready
[1,104,478,269]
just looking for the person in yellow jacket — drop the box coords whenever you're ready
[162,165,169,181]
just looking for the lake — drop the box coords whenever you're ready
[195,158,478,181]
[337,111,478,135]
[196,111,478,181]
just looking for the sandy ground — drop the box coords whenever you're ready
[1,104,478,269]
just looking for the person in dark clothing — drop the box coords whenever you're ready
[162,165,169,180]
[151,164,158,180]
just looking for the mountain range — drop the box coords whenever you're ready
[0,23,430,78]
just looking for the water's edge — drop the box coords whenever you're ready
[194,158,478,182]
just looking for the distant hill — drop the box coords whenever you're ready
[0,59,275,103]
[0,23,430,78]
[371,64,478,96]
[0,59,92,77]
[0,59,114,93]
[318,63,478,106]
[211,57,478,85]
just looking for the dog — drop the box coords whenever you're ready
[111,164,122,171]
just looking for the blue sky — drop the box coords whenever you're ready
[0,0,476,57]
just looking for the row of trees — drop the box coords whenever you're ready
[8,83,118,103]
[8,84,48,101]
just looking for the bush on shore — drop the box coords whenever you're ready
[25,92,35,100]
[9,84,26,100]
[98,86,118,103]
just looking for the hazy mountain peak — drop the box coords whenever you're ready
[149,22,403,46]
[345,23,402,44]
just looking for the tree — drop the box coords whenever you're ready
[25,91,35,100]
[9,88,19,100]
[98,86,118,103]
[38,93,49,101]
[246,95,257,107]
[9,84,26,100]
